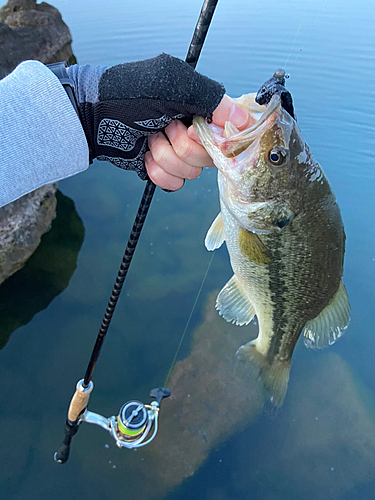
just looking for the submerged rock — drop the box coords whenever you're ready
[66,291,375,499]
[103,292,267,497]
[145,294,265,487]
[138,300,375,499]
[0,0,77,285]
[252,352,375,499]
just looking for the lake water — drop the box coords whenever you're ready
[1,0,375,498]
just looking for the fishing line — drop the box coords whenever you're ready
[284,0,328,72]
[164,251,215,387]
[291,0,328,67]
[284,17,305,70]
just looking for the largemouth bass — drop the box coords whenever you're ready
[193,91,350,405]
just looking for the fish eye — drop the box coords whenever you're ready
[268,147,286,166]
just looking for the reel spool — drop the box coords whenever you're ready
[78,386,171,450]
[117,401,149,441]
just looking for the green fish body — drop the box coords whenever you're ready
[194,94,350,405]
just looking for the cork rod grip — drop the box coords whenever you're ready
[67,381,94,422]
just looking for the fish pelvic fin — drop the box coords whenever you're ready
[236,341,291,406]
[303,279,350,349]
[205,213,225,251]
[216,275,255,326]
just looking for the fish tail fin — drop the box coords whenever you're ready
[236,341,291,406]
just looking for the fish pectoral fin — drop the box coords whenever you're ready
[303,280,350,349]
[236,341,291,406]
[205,213,225,251]
[238,228,271,265]
[216,275,255,326]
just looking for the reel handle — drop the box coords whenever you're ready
[149,387,171,405]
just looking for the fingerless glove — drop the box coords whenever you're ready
[68,53,225,179]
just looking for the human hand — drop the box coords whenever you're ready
[145,94,256,191]
[67,54,225,179]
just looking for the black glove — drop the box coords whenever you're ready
[67,54,225,179]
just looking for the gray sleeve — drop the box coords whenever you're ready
[0,60,89,208]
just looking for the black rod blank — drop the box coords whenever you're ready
[186,0,219,69]
[83,179,156,387]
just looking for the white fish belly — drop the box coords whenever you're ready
[220,201,274,356]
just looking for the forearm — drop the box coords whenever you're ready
[0,60,89,208]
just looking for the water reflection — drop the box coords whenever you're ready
[0,191,84,349]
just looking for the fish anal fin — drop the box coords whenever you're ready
[205,213,225,251]
[236,341,290,406]
[303,279,350,349]
[216,275,255,326]
[238,228,271,265]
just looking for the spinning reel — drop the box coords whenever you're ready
[82,386,171,449]
[54,384,170,463]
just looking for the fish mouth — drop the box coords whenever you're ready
[193,94,289,206]
[193,94,283,165]
[219,94,282,158]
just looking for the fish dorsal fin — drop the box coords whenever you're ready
[303,280,350,349]
[216,275,255,326]
[238,228,271,265]
[205,213,225,251]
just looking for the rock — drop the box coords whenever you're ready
[130,308,375,499]
[0,0,76,78]
[0,0,77,285]
[0,183,57,283]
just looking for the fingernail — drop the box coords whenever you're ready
[230,105,249,128]
[162,179,185,193]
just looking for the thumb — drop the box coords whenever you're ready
[211,94,256,130]
[187,94,256,143]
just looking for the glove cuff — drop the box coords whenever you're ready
[47,62,94,162]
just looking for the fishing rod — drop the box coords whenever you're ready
[54,0,219,464]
